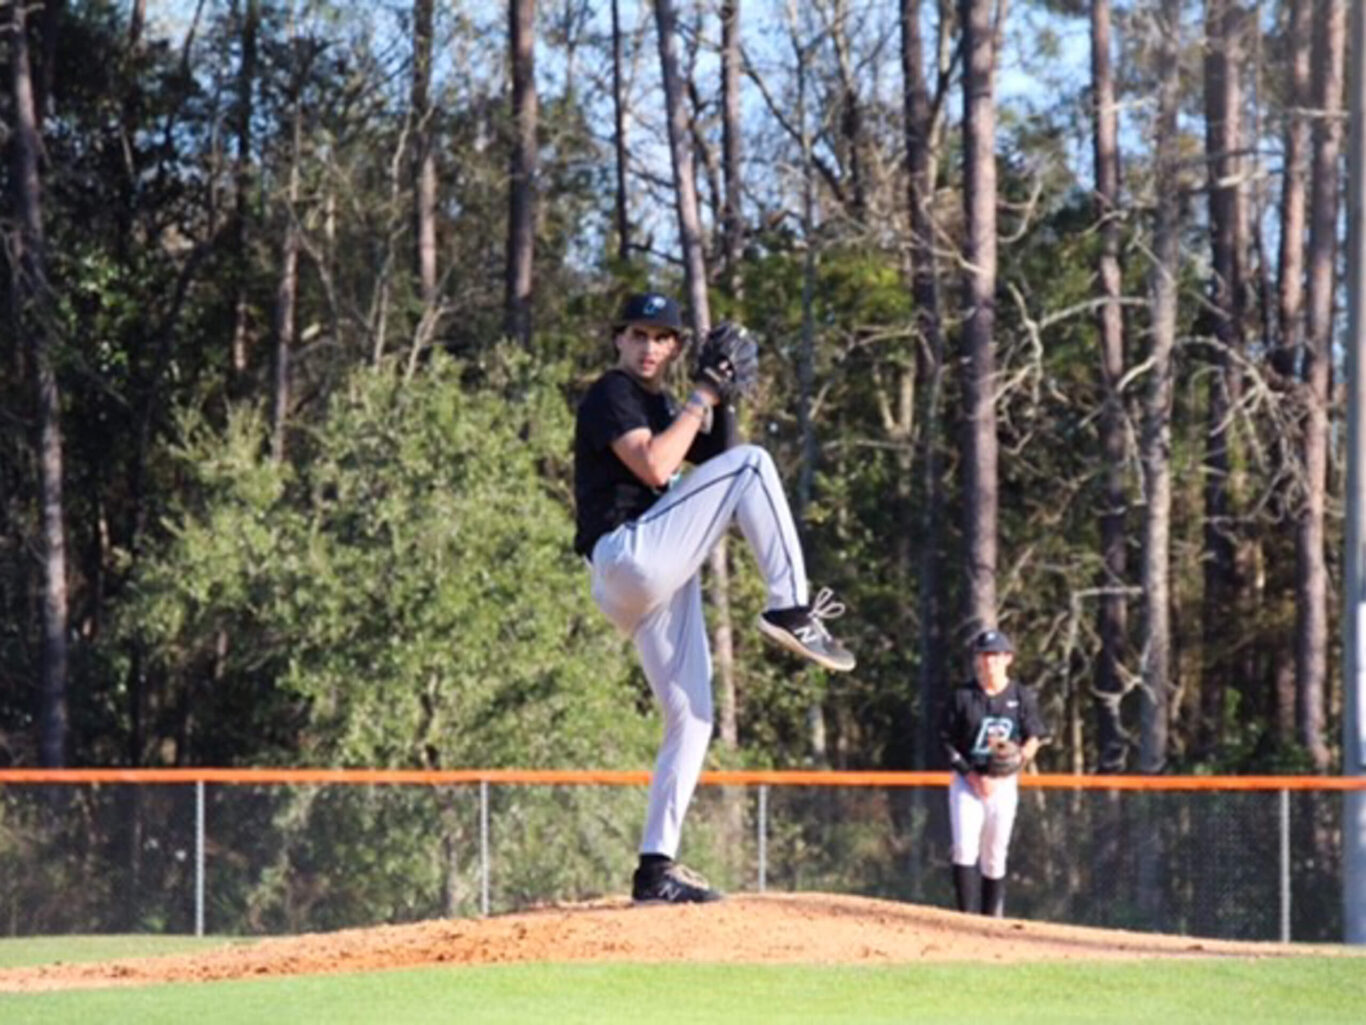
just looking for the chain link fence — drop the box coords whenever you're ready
[0,777,1348,942]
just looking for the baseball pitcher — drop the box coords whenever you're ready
[573,291,855,904]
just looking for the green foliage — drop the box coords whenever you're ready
[96,350,659,924]
[115,349,647,771]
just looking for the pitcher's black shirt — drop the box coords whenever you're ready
[573,370,729,556]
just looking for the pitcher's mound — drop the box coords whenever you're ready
[1,892,1353,992]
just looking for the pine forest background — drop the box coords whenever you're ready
[0,0,1358,931]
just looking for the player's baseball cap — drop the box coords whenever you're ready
[615,292,684,333]
[972,628,1014,654]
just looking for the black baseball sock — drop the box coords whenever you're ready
[637,853,672,878]
[980,875,1006,918]
[951,864,979,913]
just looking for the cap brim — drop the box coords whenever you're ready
[614,319,686,336]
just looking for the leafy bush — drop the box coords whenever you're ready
[102,348,655,926]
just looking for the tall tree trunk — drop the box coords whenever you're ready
[271,57,303,464]
[610,0,631,263]
[413,0,438,309]
[720,0,743,296]
[118,0,146,260]
[1199,0,1248,760]
[1277,0,1310,365]
[707,545,738,737]
[789,13,826,812]
[663,0,744,808]
[654,0,709,335]
[30,0,65,129]
[785,4,818,531]
[683,20,723,244]
[1140,0,1183,775]
[505,0,537,346]
[959,0,1000,635]
[828,0,868,222]
[130,0,146,46]
[1091,0,1128,772]
[1299,0,1345,771]
[654,0,744,767]
[902,0,947,769]
[1277,0,1310,747]
[230,0,259,382]
[10,0,69,767]
[714,0,745,756]
[410,0,440,365]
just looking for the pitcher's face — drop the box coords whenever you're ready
[615,324,681,389]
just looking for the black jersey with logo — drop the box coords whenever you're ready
[573,369,730,556]
[938,679,1048,774]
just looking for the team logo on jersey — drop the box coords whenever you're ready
[972,717,1014,757]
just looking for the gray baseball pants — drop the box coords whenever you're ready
[588,444,808,858]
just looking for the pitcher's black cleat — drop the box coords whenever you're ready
[631,861,724,905]
[758,587,855,672]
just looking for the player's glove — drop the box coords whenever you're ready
[985,738,1025,778]
[694,321,759,402]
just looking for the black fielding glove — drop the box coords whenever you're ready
[693,321,759,402]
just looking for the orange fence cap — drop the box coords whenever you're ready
[1,768,1364,790]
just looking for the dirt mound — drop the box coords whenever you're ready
[2,892,1354,993]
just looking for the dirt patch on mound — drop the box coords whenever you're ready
[2,893,1354,993]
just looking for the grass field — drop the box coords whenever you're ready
[1,937,1363,1025]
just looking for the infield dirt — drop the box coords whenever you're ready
[2,892,1357,993]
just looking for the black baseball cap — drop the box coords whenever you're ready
[615,292,684,333]
[972,628,1014,654]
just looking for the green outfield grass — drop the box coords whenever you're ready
[2,950,1364,1025]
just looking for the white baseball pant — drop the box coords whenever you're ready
[948,770,1019,879]
[589,444,808,858]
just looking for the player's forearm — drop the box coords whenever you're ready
[640,392,714,483]
[944,743,971,775]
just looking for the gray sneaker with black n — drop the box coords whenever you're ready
[757,587,855,672]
